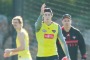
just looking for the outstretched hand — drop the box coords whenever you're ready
[40,3,46,15]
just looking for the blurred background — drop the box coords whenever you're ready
[0,0,90,60]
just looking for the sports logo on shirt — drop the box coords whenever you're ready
[73,36,76,39]
[42,29,47,32]
[44,34,54,39]
[52,30,56,33]
[67,34,70,36]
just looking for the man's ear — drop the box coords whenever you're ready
[42,15,44,19]
[70,19,72,23]
[51,13,53,16]
[62,20,64,24]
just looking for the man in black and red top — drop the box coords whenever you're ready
[57,14,87,60]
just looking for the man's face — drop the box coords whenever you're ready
[43,12,52,22]
[62,18,71,27]
[12,19,21,29]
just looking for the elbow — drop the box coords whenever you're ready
[20,46,25,50]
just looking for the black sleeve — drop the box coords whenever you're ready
[77,31,86,59]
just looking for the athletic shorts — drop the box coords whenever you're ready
[36,55,59,60]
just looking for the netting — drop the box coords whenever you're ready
[0,0,90,31]
[22,1,90,59]
[0,0,90,60]
[22,0,90,31]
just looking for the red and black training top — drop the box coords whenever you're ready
[56,26,86,60]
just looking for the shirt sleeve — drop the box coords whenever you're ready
[77,31,86,59]
[57,25,70,59]
[35,15,43,32]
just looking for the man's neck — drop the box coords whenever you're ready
[16,27,22,32]
[44,21,52,26]
[64,26,71,32]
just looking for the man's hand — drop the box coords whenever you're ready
[3,49,12,58]
[81,54,87,60]
[4,49,12,53]
[62,56,71,60]
[40,3,46,15]
[4,52,10,58]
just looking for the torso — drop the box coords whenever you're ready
[36,22,59,57]
[16,28,31,58]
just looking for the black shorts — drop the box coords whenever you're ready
[36,55,59,60]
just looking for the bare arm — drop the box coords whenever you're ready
[10,51,18,56]
[78,31,87,59]
[4,49,18,57]
[11,32,25,52]
[4,32,26,58]
[57,25,70,60]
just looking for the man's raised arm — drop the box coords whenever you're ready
[35,4,46,32]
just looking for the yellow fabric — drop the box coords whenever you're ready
[18,58,32,60]
[16,28,31,58]
[36,22,58,57]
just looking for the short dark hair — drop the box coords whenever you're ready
[62,14,71,20]
[44,8,53,15]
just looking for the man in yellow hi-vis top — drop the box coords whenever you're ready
[35,3,71,60]
[4,16,32,60]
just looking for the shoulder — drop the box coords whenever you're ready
[18,29,26,37]
[53,22,59,26]
[71,26,80,33]
[18,32,25,37]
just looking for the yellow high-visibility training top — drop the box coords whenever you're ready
[36,22,58,57]
[16,28,31,58]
